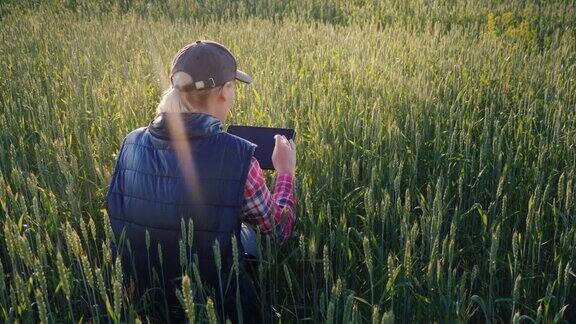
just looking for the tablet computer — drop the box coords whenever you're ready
[227,125,295,170]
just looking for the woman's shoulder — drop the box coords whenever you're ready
[123,127,149,144]
[221,132,257,149]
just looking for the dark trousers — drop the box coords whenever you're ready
[121,253,262,323]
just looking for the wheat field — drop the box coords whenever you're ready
[0,0,575,323]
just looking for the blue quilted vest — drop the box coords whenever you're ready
[106,112,257,320]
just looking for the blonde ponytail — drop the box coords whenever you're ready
[156,87,185,113]
[156,71,194,114]
[156,71,217,114]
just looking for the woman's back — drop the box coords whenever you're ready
[107,113,259,322]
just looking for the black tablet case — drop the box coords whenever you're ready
[227,125,295,170]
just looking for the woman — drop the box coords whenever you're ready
[106,40,297,323]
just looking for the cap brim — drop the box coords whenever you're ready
[235,69,253,84]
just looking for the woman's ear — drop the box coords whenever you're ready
[220,81,236,102]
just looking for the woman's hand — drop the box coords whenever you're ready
[272,135,296,175]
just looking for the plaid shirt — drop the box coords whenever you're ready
[241,157,296,244]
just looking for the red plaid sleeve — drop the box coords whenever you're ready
[241,157,296,244]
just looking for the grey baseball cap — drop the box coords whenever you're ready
[170,40,252,91]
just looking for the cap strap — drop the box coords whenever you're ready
[174,80,219,92]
